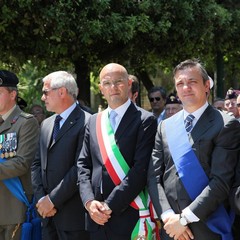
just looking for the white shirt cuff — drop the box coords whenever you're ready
[161,209,175,222]
[182,207,200,223]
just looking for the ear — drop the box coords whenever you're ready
[99,83,104,94]
[205,79,210,92]
[10,90,17,100]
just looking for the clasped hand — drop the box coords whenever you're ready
[36,195,57,218]
[86,200,112,225]
[163,214,194,240]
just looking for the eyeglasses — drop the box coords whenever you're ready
[101,79,125,89]
[237,103,240,108]
[42,88,59,96]
[149,97,161,102]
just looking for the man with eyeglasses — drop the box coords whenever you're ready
[77,63,157,240]
[224,88,240,120]
[148,86,167,123]
[31,71,91,240]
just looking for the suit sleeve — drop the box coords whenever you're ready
[189,118,240,220]
[31,138,45,201]
[77,118,95,205]
[147,122,172,218]
[230,154,240,215]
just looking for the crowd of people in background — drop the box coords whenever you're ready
[0,59,240,240]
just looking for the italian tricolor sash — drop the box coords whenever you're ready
[96,110,159,240]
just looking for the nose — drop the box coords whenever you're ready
[41,95,46,101]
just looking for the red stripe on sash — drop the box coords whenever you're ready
[96,112,121,185]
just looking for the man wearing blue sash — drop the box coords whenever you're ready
[148,59,240,240]
[0,70,39,239]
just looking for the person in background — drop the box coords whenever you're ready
[77,63,157,240]
[31,71,90,240]
[30,104,46,126]
[165,93,182,119]
[237,94,240,121]
[148,59,240,240]
[0,70,39,239]
[212,98,226,111]
[224,88,240,119]
[148,86,167,123]
[128,74,139,105]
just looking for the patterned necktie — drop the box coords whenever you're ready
[184,114,195,133]
[52,115,62,140]
[109,110,117,131]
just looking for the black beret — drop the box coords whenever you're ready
[0,70,19,87]
[166,93,181,105]
[225,88,239,100]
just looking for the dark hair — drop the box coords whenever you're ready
[129,75,139,94]
[173,59,209,84]
[148,86,167,100]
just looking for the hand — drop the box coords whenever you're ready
[44,208,57,218]
[36,195,55,218]
[163,214,194,240]
[86,200,111,225]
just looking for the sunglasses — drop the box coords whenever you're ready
[149,97,161,102]
[237,103,240,108]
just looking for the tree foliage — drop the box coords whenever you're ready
[0,0,239,104]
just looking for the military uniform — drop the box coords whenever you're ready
[0,70,39,240]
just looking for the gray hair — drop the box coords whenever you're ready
[43,71,78,100]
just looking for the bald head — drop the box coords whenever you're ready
[99,63,132,109]
[100,63,129,81]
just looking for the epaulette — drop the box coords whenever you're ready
[20,112,34,119]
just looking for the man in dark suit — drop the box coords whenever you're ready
[77,63,157,240]
[0,70,39,239]
[147,59,240,240]
[31,71,91,240]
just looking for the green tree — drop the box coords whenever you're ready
[0,0,239,103]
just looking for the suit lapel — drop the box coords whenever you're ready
[191,105,215,142]
[114,102,138,143]
[49,106,83,148]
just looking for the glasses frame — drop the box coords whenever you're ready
[42,88,59,96]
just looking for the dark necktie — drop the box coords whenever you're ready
[109,111,117,131]
[184,114,195,133]
[52,115,62,140]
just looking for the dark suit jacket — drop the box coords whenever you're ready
[148,105,240,240]
[31,105,91,231]
[0,106,39,225]
[77,102,157,237]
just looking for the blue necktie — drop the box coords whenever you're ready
[52,115,62,140]
[184,114,195,133]
[109,111,117,131]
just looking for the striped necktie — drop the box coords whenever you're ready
[184,114,195,133]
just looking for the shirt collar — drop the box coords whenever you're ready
[183,101,209,121]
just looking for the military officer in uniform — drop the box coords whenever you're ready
[0,70,39,240]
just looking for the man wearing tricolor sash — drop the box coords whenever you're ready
[77,63,157,240]
[147,59,240,240]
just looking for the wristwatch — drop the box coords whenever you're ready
[179,214,188,226]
